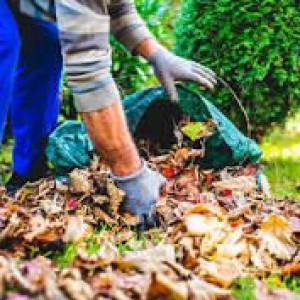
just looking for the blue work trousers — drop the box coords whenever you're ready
[0,0,62,177]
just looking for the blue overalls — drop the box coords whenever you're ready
[0,0,62,179]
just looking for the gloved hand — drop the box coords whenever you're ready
[149,46,217,102]
[111,160,166,230]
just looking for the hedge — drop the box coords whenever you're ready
[174,0,300,134]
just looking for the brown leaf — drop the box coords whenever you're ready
[259,215,297,260]
[63,215,91,243]
[197,258,242,288]
[69,169,93,194]
[146,272,188,300]
[107,179,124,217]
[185,214,226,237]
[35,231,60,243]
[94,207,117,225]
[282,262,300,276]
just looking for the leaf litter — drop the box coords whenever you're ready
[0,125,300,299]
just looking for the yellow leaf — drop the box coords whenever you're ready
[181,122,214,141]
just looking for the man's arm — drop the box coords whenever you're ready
[55,0,119,113]
[108,0,153,53]
[55,0,141,175]
[108,0,217,102]
[55,0,165,227]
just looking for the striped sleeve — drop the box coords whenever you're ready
[55,0,120,112]
[108,0,153,52]
[11,0,56,22]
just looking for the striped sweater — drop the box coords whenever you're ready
[11,0,152,111]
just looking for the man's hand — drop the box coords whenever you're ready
[135,39,217,102]
[149,46,217,102]
[111,161,166,230]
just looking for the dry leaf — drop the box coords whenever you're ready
[213,176,257,194]
[185,215,226,236]
[69,169,93,194]
[259,215,297,260]
[198,258,243,288]
[63,215,91,243]
[147,272,188,300]
[106,179,125,217]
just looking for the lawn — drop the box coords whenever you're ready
[260,113,300,200]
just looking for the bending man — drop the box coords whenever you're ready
[11,0,217,227]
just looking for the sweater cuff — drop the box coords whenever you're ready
[117,26,153,53]
[110,160,146,182]
[73,80,120,112]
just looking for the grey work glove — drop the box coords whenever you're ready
[111,161,166,230]
[149,46,217,102]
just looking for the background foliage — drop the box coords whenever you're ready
[174,0,300,133]
[111,0,177,96]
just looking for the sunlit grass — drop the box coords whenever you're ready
[260,113,300,200]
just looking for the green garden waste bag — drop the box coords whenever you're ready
[46,85,262,174]
[46,120,94,174]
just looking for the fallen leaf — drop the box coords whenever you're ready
[106,179,124,217]
[6,294,30,300]
[198,258,242,288]
[69,169,93,194]
[185,214,226,236]
[147,272,188,300]
[63,215,91,243]
[181,122,215,141]
[259,215,297,260]
[282,262,300,276]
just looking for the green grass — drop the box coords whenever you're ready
[52,243,78,268]
[266,275,300,294]
[0,139,12,182]
[260,113,300,200]
[45,226,163,268]
[232,275,300,299]
[232,277,256,300]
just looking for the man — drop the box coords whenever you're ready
[0,0,62,193]
[4,0,216,227]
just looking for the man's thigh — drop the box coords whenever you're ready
[0,0,20,144]
[9,13,63,176]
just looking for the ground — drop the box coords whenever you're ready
[0,116,299,299]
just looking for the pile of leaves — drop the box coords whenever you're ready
[0,145,300,299]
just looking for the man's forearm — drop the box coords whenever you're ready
[80,37,159,176]
[81,100,141,176]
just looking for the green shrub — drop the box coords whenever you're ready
[174,0,300,134]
